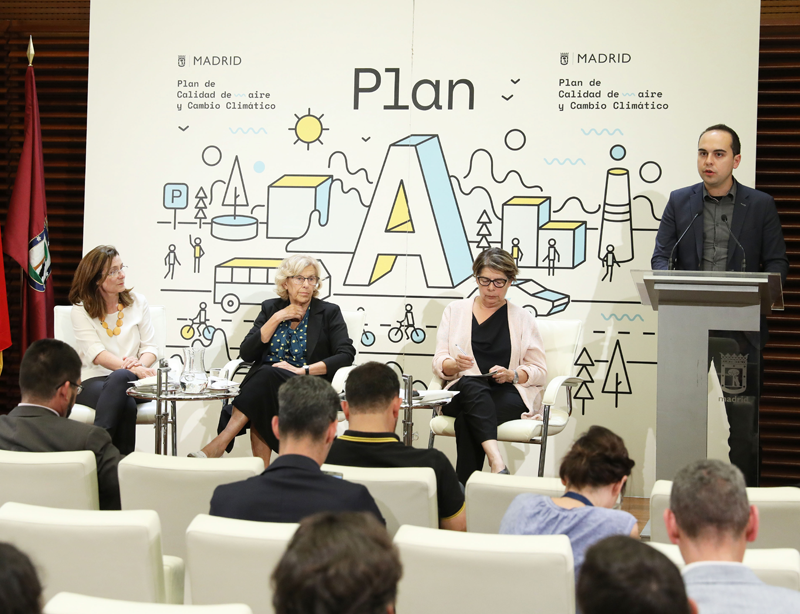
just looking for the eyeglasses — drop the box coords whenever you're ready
[476,276,509,288]
[289,275,319,286]
[64,381,83,395]
[105,265,128,279]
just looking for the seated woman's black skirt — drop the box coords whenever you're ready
[221,363,296,452]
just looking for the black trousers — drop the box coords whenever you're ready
[77,370,144,455]
[443,377,526,484]
[230,364,297,453]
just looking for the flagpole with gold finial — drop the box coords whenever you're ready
[27,35,34,66]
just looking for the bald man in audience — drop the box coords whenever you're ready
[665,459,800,613]
[327,361,466,531]
[0,339,122,510]
[210,376,383,523]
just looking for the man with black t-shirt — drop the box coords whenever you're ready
[328,361,466,531]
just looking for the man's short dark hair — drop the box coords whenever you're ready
[578,536,691,614]
[345,362,400,413]
[670,459,749,539]
[277,376,339,440]
[700,124,741,157]
[272,511,402,614]
[19,339,81,401]
[0,542,42,614]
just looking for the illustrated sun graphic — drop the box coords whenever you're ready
[289,108,328,150]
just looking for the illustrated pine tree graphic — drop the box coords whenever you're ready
[222,156,249,219]
[602,339,632,408]
[476,210,492,249]
[194,186,208,228]
[573,347,595,415]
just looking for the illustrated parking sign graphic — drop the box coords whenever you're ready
[163,183,189,229]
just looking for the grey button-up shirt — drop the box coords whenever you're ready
[701,181,737,271]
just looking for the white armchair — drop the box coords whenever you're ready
[429,319,583,476]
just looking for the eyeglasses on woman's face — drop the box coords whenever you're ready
[476,276,508,288]
[105,265,128,279]
[289,275,319,286]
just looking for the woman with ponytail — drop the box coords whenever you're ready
[500,425,638,576]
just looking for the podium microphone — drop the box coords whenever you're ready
[668,211,701,270]
[721,214,747,272]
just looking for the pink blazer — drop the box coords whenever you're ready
[432,297,547,419]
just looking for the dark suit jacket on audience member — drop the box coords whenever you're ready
[0,405,123,510]
[209,454,384,524]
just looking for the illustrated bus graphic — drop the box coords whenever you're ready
[213,257,331,313]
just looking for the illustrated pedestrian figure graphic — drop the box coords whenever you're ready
[601,244,620,282]
[542,238,560,276]
[189,235,205,273]
[511,238,524,267]
[164,244,181,280]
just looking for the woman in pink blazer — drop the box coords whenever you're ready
[432,248,547,483]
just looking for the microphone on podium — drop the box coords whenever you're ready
[721,214,747,272]
[668,211,701,271]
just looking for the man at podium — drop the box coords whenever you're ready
[651,124,788,486]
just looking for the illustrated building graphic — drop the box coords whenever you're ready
[345,135,473,288]
[501,196,586,269]
[267,175,332,239]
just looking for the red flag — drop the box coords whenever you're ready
[3,64,54,354]
[0,224,11,355]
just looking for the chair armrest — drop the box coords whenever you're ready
[427,377,443,391]
[331,365,356,394]
[541,376,583,407]
[219,358,244,380]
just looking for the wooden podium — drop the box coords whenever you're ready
[633,271,783,480]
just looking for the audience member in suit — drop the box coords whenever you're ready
[0,339,122,510]
[665,459,800,614]
[209,375,383,523]
[272,511,401,614]
[0,542,42,614]
[577,535,697,614]
[327,361,466,531]
[500,426,638,577]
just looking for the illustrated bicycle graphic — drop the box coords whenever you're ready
[388,320,426,344]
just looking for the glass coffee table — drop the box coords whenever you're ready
[127,385,238,456]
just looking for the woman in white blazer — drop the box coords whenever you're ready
[69,245,158,454]
[432,248,547,483]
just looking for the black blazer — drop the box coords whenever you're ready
[0,405,122,510]
[652,180,788,283]
[209,454,384,524]
[238,297,355,382]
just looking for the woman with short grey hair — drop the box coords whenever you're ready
[190,254,355,464]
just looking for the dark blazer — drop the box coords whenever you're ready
[209,454,384,524]
[238,297,355,382]
[0,405,122,510]
[651,180,788,348]
[652,180,788,282]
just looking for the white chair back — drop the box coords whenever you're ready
[650,481,800,552]
[0,450,99,510]
[45,592,253,614]
[186,514,298,614]
[535,318,582,387]
[341,310,366,356]
[0,502,180,604]
[393,525,574,614]
[322,464,438,536]
[648,542,800,591]
[465,472,564,533]
[118,452,264,558]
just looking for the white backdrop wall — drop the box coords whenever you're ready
[84,0,761,495]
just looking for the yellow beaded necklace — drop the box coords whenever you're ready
[100,303,124,337]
